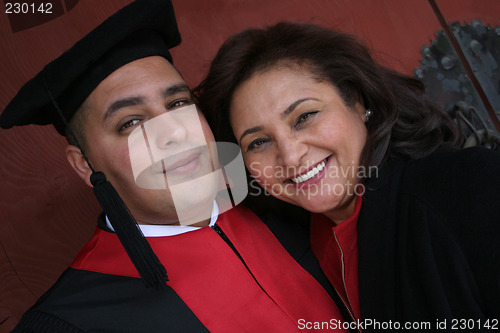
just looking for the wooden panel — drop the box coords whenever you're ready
[435,0,500,26]
[0,1,132,330]
[171,0,442,88]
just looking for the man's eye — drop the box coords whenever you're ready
[294,111,318,128]
[120,119,140,131]
[168,99,191,109]
[247,138,270,152]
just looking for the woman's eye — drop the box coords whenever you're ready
[294,111,318,128]
[247,138,270,152]
[119,119,140,131]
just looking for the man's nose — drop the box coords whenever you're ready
[148,112,188,150]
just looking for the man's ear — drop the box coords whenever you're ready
[66,145,93,187]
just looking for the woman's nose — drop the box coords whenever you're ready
[276,136,307,168]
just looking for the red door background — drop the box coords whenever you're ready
[1,0,499,330]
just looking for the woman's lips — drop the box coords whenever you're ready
[286,155,332,189]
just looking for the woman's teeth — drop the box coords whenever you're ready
[291,158,327,184]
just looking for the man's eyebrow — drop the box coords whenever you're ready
[104,97,144,122]
[103,83,192,122]
[280,98,318,120]
[239,126,264,144]
[162,83,191,99]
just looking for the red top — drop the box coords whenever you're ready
[71,205,349,332]
[310,196,362,324]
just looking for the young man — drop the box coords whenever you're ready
[1,0,350,331]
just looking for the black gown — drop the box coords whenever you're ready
[12,204,350,332]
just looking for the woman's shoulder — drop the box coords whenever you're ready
[402,146,500,190]
[394,146,500,226]
[364,146,500,209]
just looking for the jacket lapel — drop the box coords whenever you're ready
[357,159,405,322]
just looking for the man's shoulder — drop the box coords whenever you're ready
[241,196,310,259]
[14,268,207,332]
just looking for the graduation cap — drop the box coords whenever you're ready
[0,0,182,288]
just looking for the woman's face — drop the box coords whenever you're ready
[230,66,368,222]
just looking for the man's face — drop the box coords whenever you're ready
[82,56,217,226]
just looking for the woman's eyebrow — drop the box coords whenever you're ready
[239,126,264,144]
[239,98,321,143]
[280,98,319,120]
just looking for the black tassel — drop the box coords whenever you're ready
[91,171,168,288]
[42,77,167,288]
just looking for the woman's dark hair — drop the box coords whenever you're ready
[195,22,462,169]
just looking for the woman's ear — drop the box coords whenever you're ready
[66,145,93,187]
[353,101,368,122]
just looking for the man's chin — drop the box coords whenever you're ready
[175,192,218,226]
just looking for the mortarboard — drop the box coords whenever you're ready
[0,0,183,288]
[0,0,181,135]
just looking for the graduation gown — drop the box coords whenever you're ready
[358,147,500,331]
[12,204,349,332]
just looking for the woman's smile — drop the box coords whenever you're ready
[287,156,330,188]
[230,65,368,222]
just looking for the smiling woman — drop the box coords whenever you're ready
[195,22,500,327]
[231,65,367,223]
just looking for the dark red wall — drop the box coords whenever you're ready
[1,0,499,330]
